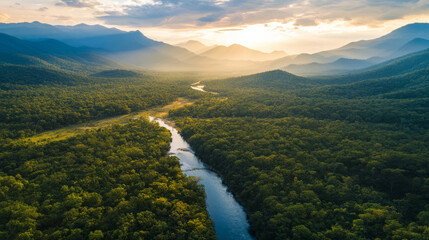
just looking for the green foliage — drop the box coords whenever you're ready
[317,48,429,85]
[0,120,215,239]
[0,65,87,85]
[0,66,200,139]
[0,63,214,238]
[204,70,315,92]
[300,68,429,99]
[173,117,428,239]
[2,43,429,240]
[170,59,429,239]
[0,33,120,73]
[91,70,141,78]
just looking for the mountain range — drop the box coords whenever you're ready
[0,21,123,40]
[214,46,429,98]
[276,23,429,75]
[0,23,269,73]
[0,21,429,75]
[176,40,213,54]
[0,32,119,72]
[283,57,384,76]
[319,48,429,85]
[177,41,287,61]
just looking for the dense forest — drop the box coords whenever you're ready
[1,32,429,239]
[0,119,215,239]
[170,55,429,239]
[0,32,121,73]
[0,66,201,139]
[0,62,216,239]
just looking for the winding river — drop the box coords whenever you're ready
[151,117,254,240]
[191,81,218,94]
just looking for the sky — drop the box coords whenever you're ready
[1,0,429,54]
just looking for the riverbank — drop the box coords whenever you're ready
[23,97,194,144]
[152,118,254,240]
[191,81,218,94]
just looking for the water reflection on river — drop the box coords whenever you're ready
[151,117,254,240]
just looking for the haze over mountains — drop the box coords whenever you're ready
[1,17,429,240]
[0,21,428,75]
[283,58,383,76]
[0,32,120,72]
[0,21,123,41]
[279,23,429,75]
[177,40,287,61]
[176,40,213,54]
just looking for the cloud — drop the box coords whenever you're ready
[98,0,429,28]
[294,19,317,27]
[38,7,48,11]
[56,0,99,8]
[99,0,223,27]
[0,13,10,22]
[54,15,73,21]
[217,28,243,32]
[199,14,223,23]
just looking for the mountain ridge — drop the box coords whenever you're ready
[315,48,429,85]
[0,33,120,72]
[176,40,215,54]
[271,23,429,73]
[199,44,287,61]
[1,21,429,74]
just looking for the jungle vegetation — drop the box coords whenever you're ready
[0,63,213,239]
[170,54,429,239]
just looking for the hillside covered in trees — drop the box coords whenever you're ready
[0,62,215,239]
[0,120,215,239]
[170,51,429,239]
[1,22,428,239]
[0,65,202,140]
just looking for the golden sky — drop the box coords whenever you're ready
[1,0,429,54]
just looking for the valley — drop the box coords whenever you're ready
[152,118,254,240]
[0,19,428,240]
[23,98,194,144]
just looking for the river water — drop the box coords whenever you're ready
[191,81,218,94]
[151,117,254,240]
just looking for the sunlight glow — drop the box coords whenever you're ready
[141,14,429,54]
[1,0,429,54]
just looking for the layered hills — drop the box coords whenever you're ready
[1,21,429,75]
[0,33,119,72]
[276,23,429,75]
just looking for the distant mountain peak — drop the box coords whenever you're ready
[199,43,287,61]
[0,21,125,41]
[391,37,429,58]
[228,44,249,50]
[271,50,286,54]
[399,22,429,29]
[187,40,206,44]
[407,37,429,43]
[127,30,142,37]
[176,40,212,53]
[386,22,429,39]
[125,30,153,41]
